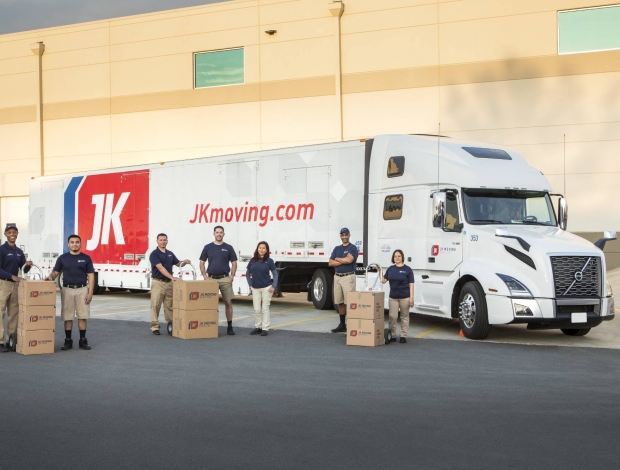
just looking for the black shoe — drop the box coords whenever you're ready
[261,330,269,336]
[331,324,347,333]
[227,327,235,336]
[79,338,91,350]
[390,337,397,343]
[152,330,161,335]
[399,337,407,344]
[250,328,262,335]
[61,339,73,351]
[0,344,10,353]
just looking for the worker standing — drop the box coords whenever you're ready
[0,224,32,353]
[199,225,238,335]
[46,235,95,351]
[149,233,191,335]
[328,228,358,333]
[246,241,278,336]
[381,249,414,343]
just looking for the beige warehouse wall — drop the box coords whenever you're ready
[0,0,619,265]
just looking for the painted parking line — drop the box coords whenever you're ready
[413,321,458,339]
[217,307,308,323]
[271,313,338,329]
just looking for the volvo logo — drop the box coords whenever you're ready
[574,271,583,282]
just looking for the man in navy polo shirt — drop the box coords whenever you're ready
[0,224,32,352]
[199,225,238,335]
[46,234,95,351]
[149,233,190,335]
[328,227,358,333]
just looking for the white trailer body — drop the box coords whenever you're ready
[29,134,615,339]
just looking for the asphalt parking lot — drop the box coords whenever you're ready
[3,317,620,470]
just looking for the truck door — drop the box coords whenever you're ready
[421,190,463,312]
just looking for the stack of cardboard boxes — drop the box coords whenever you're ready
[16,280,56,355]
[345,291,386,347]
[171,279,220,339]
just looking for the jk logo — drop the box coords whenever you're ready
[86,193,131,251]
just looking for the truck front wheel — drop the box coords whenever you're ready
[458,281,491,340]
[311,268,334,310]
[561,328,591,336]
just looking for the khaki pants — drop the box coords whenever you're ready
[0,279,18,343]
[214,276,234,302]
[252,286,272,330]
[333,274,356,305]
[150,279,173,331]
[389,297,410,338]
[61,286,91,321]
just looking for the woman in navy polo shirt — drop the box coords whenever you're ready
[246,241,278,337]
[381,249,414,343]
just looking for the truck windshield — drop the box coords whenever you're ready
[462,189,557,226]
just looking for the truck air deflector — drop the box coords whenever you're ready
[462,147,512,160]
[504,245,536,270]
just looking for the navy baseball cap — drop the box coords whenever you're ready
[339,227,350,235]
[4,224,18,233]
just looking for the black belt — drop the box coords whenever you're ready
[209,275,228,279]
[335,272,355,277]
[64,284,86,289]
[0,277,14,282]
[153,278,171,283]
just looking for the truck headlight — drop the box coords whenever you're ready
[606,281,613,298]
[496,274,533,298]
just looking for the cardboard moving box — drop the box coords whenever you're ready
[18,305,56,331]
[16,329,55,355]
[346,291,385,320]
[173,280,219,311]
[18,280,56,306]
[173,309,219,339]
[346,319,384,347]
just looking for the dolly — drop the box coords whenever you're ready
[167,263,197,336]
[8,264,46,352]
[363,263,392,345]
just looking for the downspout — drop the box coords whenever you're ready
[30,42,45,176]
[328,1,344,142]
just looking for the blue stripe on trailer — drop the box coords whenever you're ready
[63,176,84,253]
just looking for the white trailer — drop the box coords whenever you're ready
[29,134,615,339]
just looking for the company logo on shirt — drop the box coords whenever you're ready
[63,171,149,265]
[188,321,199,330]
[78,260,86,263]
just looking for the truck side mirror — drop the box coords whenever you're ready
[558,197,568,230]
[431,192,446,229]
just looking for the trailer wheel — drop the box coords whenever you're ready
[167,321,173,336]
[8,333,17,352]
[310,268,334,310]
[458,281,491,340]
[561,328,591,336]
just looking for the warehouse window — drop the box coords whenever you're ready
[387,156,405,178]
[383,195,403,220]
[559,5,620,54]
[194,48,244,88]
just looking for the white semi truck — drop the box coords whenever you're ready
[28,134,615,339]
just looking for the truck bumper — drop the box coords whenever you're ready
[488,295,615,329]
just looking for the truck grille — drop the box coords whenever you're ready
[550,256,601,298]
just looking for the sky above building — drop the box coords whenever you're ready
[0,0,228,35]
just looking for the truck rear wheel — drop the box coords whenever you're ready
[311,268,334,310]
[458,281,491,340]
[561,328,591,336]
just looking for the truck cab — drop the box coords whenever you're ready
[365,134,615,339]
